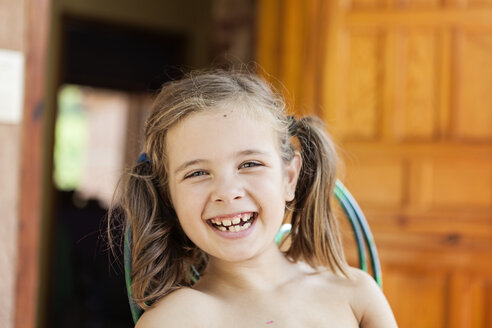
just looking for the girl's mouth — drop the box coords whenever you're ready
[207,212,257,232]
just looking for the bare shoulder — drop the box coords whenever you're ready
[345,267,398,328]
[135,287,216,328]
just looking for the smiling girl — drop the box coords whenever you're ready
[111,70,397,327]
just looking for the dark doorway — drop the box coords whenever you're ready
[46,15,188,328]
[61,15,187,91]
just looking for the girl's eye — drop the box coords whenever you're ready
[185,171,207,179]
[240,161,262,169]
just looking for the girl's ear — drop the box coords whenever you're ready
[284,151,302,202]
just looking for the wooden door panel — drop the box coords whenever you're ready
[383,267,448,328]
[428,159,492,208]
[345,159,406,207]
[394,29,439,140]
[348,157,492,210]
[454,30,492,140]
[344,29,383,140]
[449,272,492,328]
[468,0,492,8]
[256,0,492,326]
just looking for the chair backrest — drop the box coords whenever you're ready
[124,180,381,324]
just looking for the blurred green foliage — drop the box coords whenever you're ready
[53,86,88,190]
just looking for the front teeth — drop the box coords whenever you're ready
[210,213,254,232]
[226,222,251,232]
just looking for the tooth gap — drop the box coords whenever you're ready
[210,213,256,231]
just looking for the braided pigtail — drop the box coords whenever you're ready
[286,116,348,275]
[118,155,206,310]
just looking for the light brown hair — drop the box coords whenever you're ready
[109,69,348,310]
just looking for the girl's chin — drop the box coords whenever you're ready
[210,251,258,264]
[207,238,282,264]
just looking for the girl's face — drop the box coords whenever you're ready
[166,107,300,263]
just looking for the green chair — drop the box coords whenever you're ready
[124,180,381,324]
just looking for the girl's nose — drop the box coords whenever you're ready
[211,175,245,203]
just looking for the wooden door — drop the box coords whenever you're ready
[257,0,492,327]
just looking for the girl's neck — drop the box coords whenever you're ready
[195,243,299,294]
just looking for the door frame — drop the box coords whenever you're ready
[15,0,52,327]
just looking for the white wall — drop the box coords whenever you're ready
[0,0,25,327]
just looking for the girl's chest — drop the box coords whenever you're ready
[202,290,359,328]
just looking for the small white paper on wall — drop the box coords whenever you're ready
[0,49,25,124]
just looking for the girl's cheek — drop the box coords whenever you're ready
[246,174,282,189]
[185,183,210,197]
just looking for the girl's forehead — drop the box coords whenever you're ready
[165,108,280,164]
[169,106,274,136]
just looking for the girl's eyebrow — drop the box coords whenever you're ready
[174,159,209,175]
[174,149,269,175]
[236,149,269,157]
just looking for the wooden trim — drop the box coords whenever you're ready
[346,9,492,28]
[320,0,344,129]
[438,28,452,139]
[342,141,492,157]
[15,0,51,327]
[255,0,281,79]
